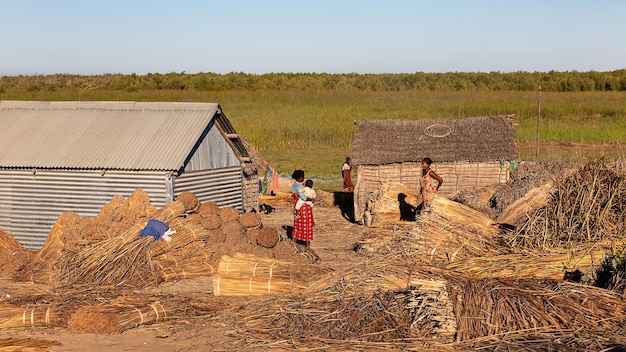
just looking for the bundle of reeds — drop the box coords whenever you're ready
[213,253,331,296]
[367,181,420,225]
[60,233,156,288]
[157,261,217,282]
[67,302,170,334]
[496,180,556,227]
[445,251,604,281]
[0,305,63,328]
[505,160,625,250]
[0,337,62,350]
[426,195,501,236]
[0,230,32,278]
[148,224,208,257]
[394,195,509,265]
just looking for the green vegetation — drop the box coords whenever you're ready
[1,72,625,191]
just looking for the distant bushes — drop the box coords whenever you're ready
[2,70,626,93]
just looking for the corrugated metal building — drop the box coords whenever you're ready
[0,101,258,249]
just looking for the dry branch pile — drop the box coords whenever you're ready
[505,160,625,250]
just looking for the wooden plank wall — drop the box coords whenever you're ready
[354,161,511,224]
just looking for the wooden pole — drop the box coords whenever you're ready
[536,85,542,161]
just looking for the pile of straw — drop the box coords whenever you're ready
[505,160,625,250]
[447,277,626,342]
[0,230,31,278]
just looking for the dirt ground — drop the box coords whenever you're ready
[0,201,372,351]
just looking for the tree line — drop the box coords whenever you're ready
[2,70,626,93]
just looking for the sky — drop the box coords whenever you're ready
[1,0,625,76]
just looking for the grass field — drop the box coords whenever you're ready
[3,89,625,191]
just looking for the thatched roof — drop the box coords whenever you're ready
[351,116,519,165]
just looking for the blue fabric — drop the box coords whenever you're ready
[291,181,306,200]
[139,219,170,240]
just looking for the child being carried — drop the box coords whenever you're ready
[295,179,316,218]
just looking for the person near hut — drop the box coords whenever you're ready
[291,170,315,248]
[342,157,355,191]
[419,157,443,211]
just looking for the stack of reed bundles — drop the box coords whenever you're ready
[213,253,331,296]
[504,160,625,251]
[0,305,64,329]
[67,301,171,334]
[59,201,186,288]
[407,195,508,265]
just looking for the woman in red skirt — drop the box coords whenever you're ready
[291,169,315,248]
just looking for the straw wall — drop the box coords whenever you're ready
[355,161,510,225]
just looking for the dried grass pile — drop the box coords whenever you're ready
[59,201,186,288]
[448,277,626,343]
[505,160,625,250]
[15,189,157,286]
[0,230,32,278]
[224,260,456,349]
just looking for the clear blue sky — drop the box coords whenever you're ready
[1,0,624,76]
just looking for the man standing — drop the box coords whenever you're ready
[342,157,355,191]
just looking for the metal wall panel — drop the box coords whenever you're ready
[174,166,243,211]
[0,169,169,249]
[184,125,240,172]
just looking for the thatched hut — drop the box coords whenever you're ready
[351,116,519,224]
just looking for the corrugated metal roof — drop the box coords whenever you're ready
[0,101,224,171]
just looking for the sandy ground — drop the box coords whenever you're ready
[0,201,372,351]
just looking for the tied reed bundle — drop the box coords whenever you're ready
[496,180,556,227]
[157,261,217,282]
[68,302,169,334]
[427,196,501,236]
[0,337,62,350]
[148,224,209,257]
[0,305,62,328]
[213,253,330,296]
[445,251,602,281]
